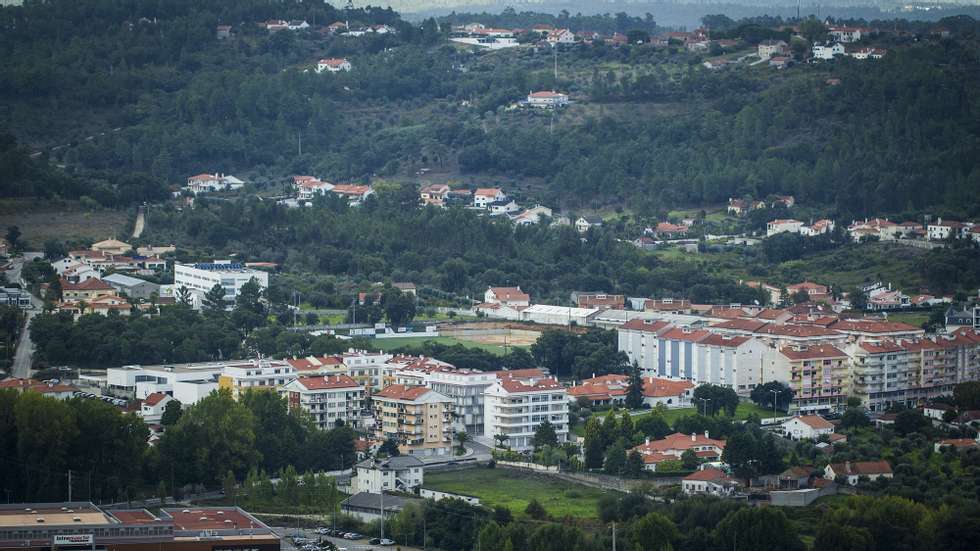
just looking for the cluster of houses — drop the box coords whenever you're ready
[766,218,836,237]
[184,173,246,194]
[289,175,375,206]
[47,239,173,318]
[418,185,556,225]
[728,194,796,215]
[315,57,351,73]
[847,217,980,243]
[255,19,394,36]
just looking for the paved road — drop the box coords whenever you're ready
[132,207,146,238]
[5,255,44,379]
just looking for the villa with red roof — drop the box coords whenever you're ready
[782,415,835,440]
[473,187,506,208]
[316,57,351,73]
[526,90,569,108]
[484,286,530,307]
[631,432,726,471]
[139,392,174,423]
[331,184,374,205]
[824,460,892,485]
[292,175,334,200]
[567,374,693,408]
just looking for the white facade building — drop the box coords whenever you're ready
[519,304,598,326]
[526,91,569,108]
[173,261,269,309]
[352,456,425,494]
[812,43,846,60]
[483,373,568,451]
[316,58,351,73]
[767,219,804,237]
[782,415,835,440]
[218,359,296,399]
[281,375,365,430]
[394,364,498,435]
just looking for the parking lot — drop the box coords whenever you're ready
[272,526,421,551]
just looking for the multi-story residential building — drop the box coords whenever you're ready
[847,340,920,411]
[352,456,425,494]
[173,261,269,309]
[483,372,568,451]
[775,344,850,413]
[373,385,455,456]
[617,321,769,393]
[344,350,398,389]
[393,361,498,435]
[218,359,295,399]
[280,375,365,430]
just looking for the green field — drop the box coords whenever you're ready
[368,336,523,355]
[884,312,930,328]
[422,468,608,519]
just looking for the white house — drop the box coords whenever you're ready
[526,90,569,108]
[473,187,506,208]
[287,20,310,31]
[139,392,174,424]
[800,219,835,236]
[352,456,425,494]
[293,175,334,200]
[316,58,351,73]
[824,461,893,485]
[546,28,575,44]
[186,173,245,194]
[519,304,598,326]
[484,372,568,451]
[575,216,603,233]
[488,199,521,216]
[782,415,835,440]
[829,26,870,43]
[758,40,787,59]
[927,218,970,241]
[484,286,530,307]
[812,43,846,60]
[280,375,365,430]
[682,468,738,496]
[767,219,804,237]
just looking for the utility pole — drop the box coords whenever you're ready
[771,389,779,420]
[67,470,71,502]
[612,522,616,551]
[380,491,384,541]
[553,45,558,81]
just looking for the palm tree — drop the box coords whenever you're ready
[494,433,509,450]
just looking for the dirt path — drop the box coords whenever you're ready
[132,207,145,238]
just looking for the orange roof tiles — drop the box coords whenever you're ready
[779,344,847,360]
[620,319,672,333]
[295,375,361,391]
[374,384,431,401]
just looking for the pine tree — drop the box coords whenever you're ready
[202,282,227,315]
[625,361,645,410]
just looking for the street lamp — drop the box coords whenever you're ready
[699,398,712,416]
[770,389,779,419]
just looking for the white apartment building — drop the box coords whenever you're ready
[401,366,497,435]
[218,359,295,399]
[617,320,769,393]
[352,456,425,494]
[281,375,364,430]
[483,373,568,451]
[343,350,397,389]
[173,261,269,309]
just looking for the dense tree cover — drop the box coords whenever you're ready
[750,381,794,412]
[531,328,629,379]
[692,384,739,416]
[3,0,979,220]
[144,190,768,305]
[0,385,355,503]
[439,7,660,35]
[0,305,23,372]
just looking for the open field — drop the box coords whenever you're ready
[368,336,527,355]
[885,311,931,328]
[0,199,131,246]
[422,468,607,519]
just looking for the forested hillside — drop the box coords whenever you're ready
[1,0,979,219]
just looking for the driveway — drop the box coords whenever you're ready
[5,255,44,379]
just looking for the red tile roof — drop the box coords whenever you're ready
[143,392,170,406]
[475,187,503,197]
[794,415,834,430]
[61,278,113,291]
[829,461,892,476]
[285,355,344,371]
[699,334,751,348]
[620,319,672,333]
[684,467,735,483]
[857,340,905,354]
[661,327,711,343]
[779,344,847,360]
[295,375,361,391]
[642,378,694,398]
[373,384,431,401]
[831,320,922,334]
[711,319,768,332]
[497,376,563,393]
[489,287,529,302]
[756,324,841,338]
[633,432,725,455]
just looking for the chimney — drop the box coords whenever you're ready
[645,437,650,445]
[845,461,851,473]
[704,430,709,439]
[691,433,696,441]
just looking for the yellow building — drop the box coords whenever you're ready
[372,384,454,456]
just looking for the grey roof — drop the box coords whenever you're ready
[102,273,155,287]
[341,492,420,512]
[357,456,424,471]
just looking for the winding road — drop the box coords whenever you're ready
[6,255,43,379]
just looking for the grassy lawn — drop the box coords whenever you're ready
[367,336,521,355]
[0,199,131,245]
[885,311,930,328]
[423,468,608,519]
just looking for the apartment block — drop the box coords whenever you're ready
[483,371,568,451]
[372,385,455,456]
[280,375,365,430]
[218,359,295,399]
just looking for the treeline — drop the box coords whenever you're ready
[143,189,768,305]
[438,7,660,34]
[0,386,355,503]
